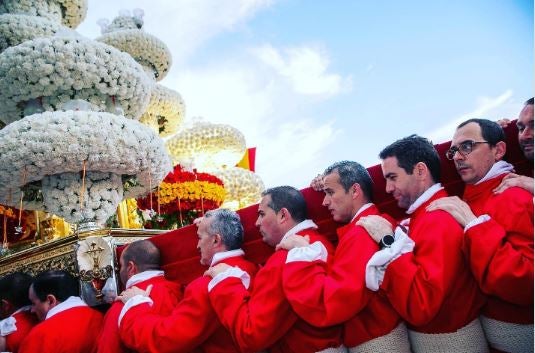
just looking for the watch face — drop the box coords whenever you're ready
[382,234,395,246]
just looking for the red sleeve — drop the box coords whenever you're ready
[18,325,47,353]
[465,191,534,305]
[282,227,376,327]
[5,312,37,353]
[119,277,219,353]
[208,251,298,353]
[380,211,463,326]
[96,303,125,353]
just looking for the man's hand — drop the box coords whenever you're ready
[116,284,153,304]
[204,263,232,278]
[276,235,310,251]
[496,118,512,128]
[426,196,476,227]
[493,173,534,195]
[356,215,394,243]
[310,174,324,191]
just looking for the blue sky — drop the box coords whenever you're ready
[78,0,533,189]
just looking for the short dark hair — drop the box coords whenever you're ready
[122,240,161,272]
[0,272,33,308]
[525,97,534,106]
[457,118,505,147]
[204,209,244,251]
[323,160,374,202]
[262,186,307,223]
[32,270,79,302]
[379,134,441,183]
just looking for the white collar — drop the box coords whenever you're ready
[279,219,318,244]
[407,183,444,214]
[475,160,514,185]
[350,203,374,223]
[125,270,165,289]
[211,249,245,266]
[46,296,87,320]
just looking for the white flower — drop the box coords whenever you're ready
[210,167,265,210]
[139,84,185,137]
[97,29,172,81]
[0,36,152,125]
[0,0,88,29]
[0,14,63,53]
[166,122,246,169]
[0,110,172,222]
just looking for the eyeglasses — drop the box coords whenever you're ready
[445,140,489,160]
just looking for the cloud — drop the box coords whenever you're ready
[78,0,275,63]
[427,90,516,143]
[252,44,351,96]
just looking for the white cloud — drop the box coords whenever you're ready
[78,0,275,63]
[252,44,351,96]
[427,90,517,143]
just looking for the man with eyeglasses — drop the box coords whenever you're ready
[428,118,534,353]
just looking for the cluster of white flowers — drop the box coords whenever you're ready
[140,84,185,137]
[99,9,144,34]
[0,0,87,28]
[0,110,172,222]
[166,122,246,169]
[0,14,62,53]
[97,30,172,81]
[211,167,265,209]
[41,171,123,224]
[0,36,152,124]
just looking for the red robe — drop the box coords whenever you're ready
[282,205,403,347]
[19,306,103,353]
[463,174,534,324]
[119,255,258,353]
[4,310,38,353]
[380,189,485,333]
[208,228,342,353]
[97,275,182,353]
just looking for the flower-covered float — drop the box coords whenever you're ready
[0,12,170,230]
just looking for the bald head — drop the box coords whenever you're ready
[122,240,161,272]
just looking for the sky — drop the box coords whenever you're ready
[77,0,533,189]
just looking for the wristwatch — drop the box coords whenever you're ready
[379,234,395,249]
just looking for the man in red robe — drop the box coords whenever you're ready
[0,272,38,353]
[494,97,533,194]
[427,118,534,353]
[117,208,258,353]
[96,239,182,353]
[205,186,343,353]
[277,161,411,352]
[18,270,103,353]
[358,135,487,353]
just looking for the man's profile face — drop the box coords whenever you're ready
[322,171,354,223]
[196,218,216,266]
[517,104,534,160]
[28,285,50,321]
[255,195,282,247]
[381,156,419,209]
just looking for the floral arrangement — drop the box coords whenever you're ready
[0,110,172,224]
[97,15,172,81]
[0,205,15,219]
[166,121,247,169]
[42,171,123,224]
[136,165,226,229]
[211,167,265,210]
[0,0,88,29]
[139,84,185,137]
[99,9,144,34]
[0,14,63,53]
[0,36,152,125]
